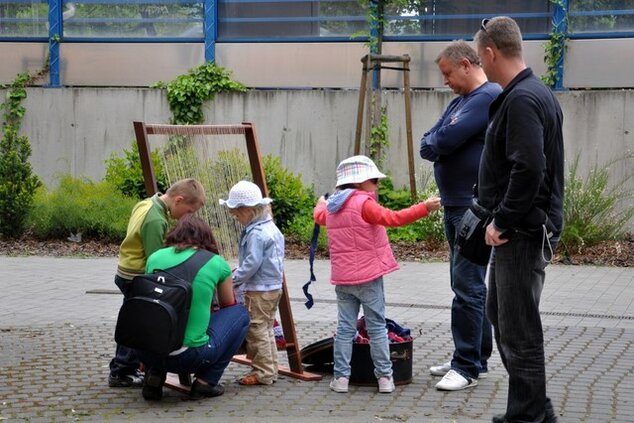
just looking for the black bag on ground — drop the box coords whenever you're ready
[455,199,493,266]
[114,249,213,356]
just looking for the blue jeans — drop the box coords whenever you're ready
[140,305,250,385]
[110,275,140,377]
[444,206,492,379]
[333,277,392,379]
[488,232,554,422]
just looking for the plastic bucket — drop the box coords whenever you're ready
[300,338,413,386]
[350,340,413,386]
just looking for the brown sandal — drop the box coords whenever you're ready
[238,374,265,385]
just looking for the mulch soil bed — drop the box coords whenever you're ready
[1,235,632,267]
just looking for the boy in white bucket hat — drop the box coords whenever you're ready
[219,180,284,386]
[314,155,441,394]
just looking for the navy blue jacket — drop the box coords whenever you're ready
[420,82,501,207]
[478,68,564,234]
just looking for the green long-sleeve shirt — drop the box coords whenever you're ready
[117,194,169,279]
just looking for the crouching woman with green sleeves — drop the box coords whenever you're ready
[138,215,250,401]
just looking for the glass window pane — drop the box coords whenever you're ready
[318,0,367,37]
[569,0,634,34]
[384,0,552,37]
[63,1,203,38]
[0,1,48,38]
[218,0,366,40]
[218,0,555,40]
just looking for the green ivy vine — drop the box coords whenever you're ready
[350,0,383,51]
[369,106,390,168]
[542,0,568,88]
[152,62,247,125]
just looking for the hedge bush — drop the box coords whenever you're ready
[379,175,446,247]
[263,154,316,232]
[0,126,41,238]
[27,175,137,241]
[560,153,634,253]
[105,141,168,199]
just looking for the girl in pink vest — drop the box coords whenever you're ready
[314,155,441,394]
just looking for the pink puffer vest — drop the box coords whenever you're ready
[326,190,399,285]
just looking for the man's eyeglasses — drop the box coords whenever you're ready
[481,18,490,33]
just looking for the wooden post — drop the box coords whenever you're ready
[402,56,417,202]
[354,56,369,156]
[133,121,158,196]
[243,122,306,375]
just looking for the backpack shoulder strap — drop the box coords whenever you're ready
[158,249,215,283]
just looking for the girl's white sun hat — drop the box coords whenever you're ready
[219,180,272,209]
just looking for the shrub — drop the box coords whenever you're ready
[105,141,168,199]
[0,71,42,239]
[379,175,446,247]
[561,153,634,253]
[286,208,329,251]
[26,175,137,242]
[0,126,42,238]
[263,154,316,232]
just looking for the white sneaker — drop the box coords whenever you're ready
[479,370,488,379]
[329,377,349,393]
[378,376,395,393]
[429,361,451,376]
[435,369,478,391]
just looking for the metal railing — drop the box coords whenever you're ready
[1,0,633,87]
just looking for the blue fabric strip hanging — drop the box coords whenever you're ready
[302,222,321,309]
[302,193,328,309]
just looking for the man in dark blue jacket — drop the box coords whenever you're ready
[420,40,501,391]
[475,16,564,423]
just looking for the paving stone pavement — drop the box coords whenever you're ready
[1,257,633,422]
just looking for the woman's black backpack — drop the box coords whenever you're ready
[114,249,213,356]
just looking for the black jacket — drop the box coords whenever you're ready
[478,68,564,234]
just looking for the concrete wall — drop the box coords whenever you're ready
[4,87,633,228]
[2,39,633,89]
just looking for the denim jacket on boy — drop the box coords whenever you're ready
[232,215,285,292]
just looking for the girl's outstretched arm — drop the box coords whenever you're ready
[361,196,441,227]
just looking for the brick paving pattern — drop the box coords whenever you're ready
[1,257,632,422]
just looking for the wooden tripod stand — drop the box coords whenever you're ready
[354,53,417,202]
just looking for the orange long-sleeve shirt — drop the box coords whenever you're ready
[314,196,429,227]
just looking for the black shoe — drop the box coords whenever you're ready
[108,370,144,388]
[492,407,557,423]
[544,397,558,423]
[492,414,506,423]
[142,368,166,401]
[190,380,225,399]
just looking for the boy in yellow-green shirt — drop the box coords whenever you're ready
[108,178,206,387]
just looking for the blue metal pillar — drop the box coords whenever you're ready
[204,0,217,63]
[552,0,568,90]
[47,0,62,87]
[370,0,379,89]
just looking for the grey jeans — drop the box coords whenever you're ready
[487,232,555,422]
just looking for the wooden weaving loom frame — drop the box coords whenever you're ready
[133,121,321,391]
